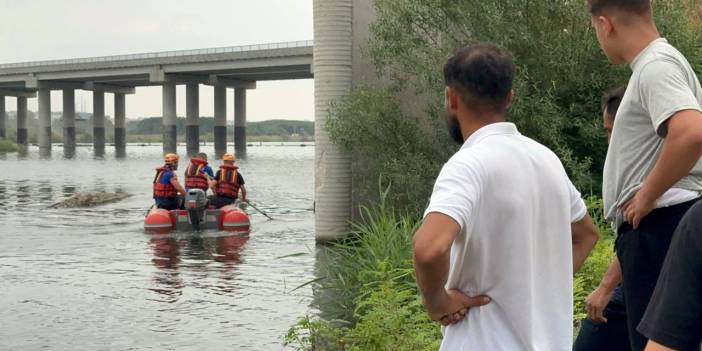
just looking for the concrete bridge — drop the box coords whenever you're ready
[0,40,313,158]
[0,0,367,242]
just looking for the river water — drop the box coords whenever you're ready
[0,143,317,350]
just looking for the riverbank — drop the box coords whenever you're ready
[285,196,614,350]
[0,139,20,152]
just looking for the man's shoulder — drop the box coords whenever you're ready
[635,43,690,79]
[449,146,488,168]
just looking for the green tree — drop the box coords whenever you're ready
[328,0,702,213]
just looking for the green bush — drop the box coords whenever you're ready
[328,0,702,213]
[0,139,19,152]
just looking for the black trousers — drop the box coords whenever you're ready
[573,298,630,351]
[616,199,699,351]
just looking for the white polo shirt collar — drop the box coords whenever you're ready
[462,122,520,149]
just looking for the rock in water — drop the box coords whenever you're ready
[49,192,130,209]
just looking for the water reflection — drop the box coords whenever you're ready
[37,181,53,203]
[150,237,184,302]
[0,181,6,213]
[16,184,31,205]
[62,184,77,197]
[149,234,249,301]
[311,244,347,321]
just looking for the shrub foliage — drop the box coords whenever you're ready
[328,0,702,212]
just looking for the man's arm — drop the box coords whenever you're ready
[644,341,675,351]
[413,213,490,325]
[626,111,702,227]
[586,256,622,322]
[240,185,247,201]
[170,174,186,195]
[571,213,599,273]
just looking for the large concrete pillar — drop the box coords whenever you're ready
[313,0,354,241]
[38,89,52,157]
[16,96,27,146]
[234,88,246,156]
[114,93,126,158]
[93,91,105,157]
[186,83,199,157]
[62,89,76,158]
[214,85,227,159]
[162,83,177,154]
[0,96,5,139]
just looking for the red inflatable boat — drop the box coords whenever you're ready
[144,204,250,234]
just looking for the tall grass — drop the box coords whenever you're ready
[0,139,19,152]
[314,184,420,321]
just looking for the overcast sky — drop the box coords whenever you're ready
[0,0,314,121]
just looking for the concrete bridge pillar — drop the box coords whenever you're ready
[92,91,105,157]
[114,92,126,158]
[16,96,27,146]
[38,88,52,157]
[234,88,246,156]
[186,83,199,157]
[162,83,177,154]
[62,89,76,158]
[214,85,227,159]
[0,96,5,139]
[313,0,354,241]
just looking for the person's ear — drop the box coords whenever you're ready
[446,87,460,112]
[597,15,615,38]
[506,89,515,108]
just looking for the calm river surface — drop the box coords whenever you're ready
[0,143,317,350]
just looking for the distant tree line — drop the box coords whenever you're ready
[127,117,314,137]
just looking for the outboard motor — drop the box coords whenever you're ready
[185,189,208,230]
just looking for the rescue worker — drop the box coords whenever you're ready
[184,152,215,193]
[153,153,186,210]
[208,153,247,208]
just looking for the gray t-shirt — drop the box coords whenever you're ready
[603,38,702,228]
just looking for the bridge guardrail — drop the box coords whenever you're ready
[0,40,314,69]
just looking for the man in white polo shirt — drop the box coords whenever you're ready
[413,43,599,350]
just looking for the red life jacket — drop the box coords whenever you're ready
[215,164,241,199]
[153,166,177,198]
[185,158,209,190]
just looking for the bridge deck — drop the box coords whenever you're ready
[0,40,314,90]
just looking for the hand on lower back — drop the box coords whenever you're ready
[426,289,491,326]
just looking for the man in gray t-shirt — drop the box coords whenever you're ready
[588,0,702,350]
[603,39,702,228]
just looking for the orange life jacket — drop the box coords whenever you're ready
[153,166,177,198]
[184,158,209,190]
[215,164,240,199]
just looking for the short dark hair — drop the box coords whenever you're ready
[443,43,515,114]
[601,85,627,119]
[588,0,651,15]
